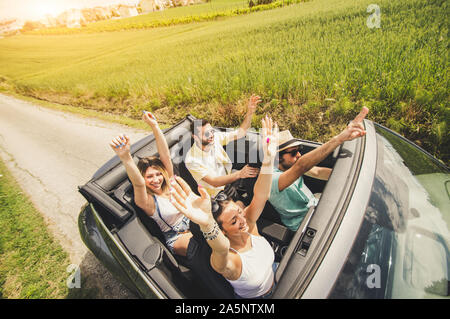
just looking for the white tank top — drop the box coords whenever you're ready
[150,195,185,233]
[227,234,275,298]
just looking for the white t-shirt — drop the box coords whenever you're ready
[184,130,234,197]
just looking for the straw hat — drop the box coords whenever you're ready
[277,130,302,153]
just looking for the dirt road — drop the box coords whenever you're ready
[0,93,150,298]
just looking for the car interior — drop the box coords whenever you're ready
[81,117,337,298]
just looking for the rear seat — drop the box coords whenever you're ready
[113,122,292,298]
[170,134,199,194]
[117,213,193,298]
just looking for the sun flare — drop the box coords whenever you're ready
[29,2,64,18]
[32,3,59,15]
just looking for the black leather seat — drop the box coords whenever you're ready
[170,135,199,195]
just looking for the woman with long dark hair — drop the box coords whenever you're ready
[110,111,192,256]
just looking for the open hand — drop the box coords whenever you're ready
[261,115,278,160]
[247,94,262,114]
[169,176,213,228]
[109,134,131,159]
[239,165,260,179]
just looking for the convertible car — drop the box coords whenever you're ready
[78,115,449,299]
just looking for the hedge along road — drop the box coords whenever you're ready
[0,93,150,298]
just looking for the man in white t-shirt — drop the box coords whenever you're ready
[185,95,262,199]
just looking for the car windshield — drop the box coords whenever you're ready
[329,124,450,299]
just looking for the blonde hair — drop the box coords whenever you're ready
[137,156,170,194]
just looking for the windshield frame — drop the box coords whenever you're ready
[326,123,449,299]
[298,120,377,298]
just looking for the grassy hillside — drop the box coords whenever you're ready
[0,0,448,163]
[25,0,308,35]
[29,0,250,34]
[0,159,98,298]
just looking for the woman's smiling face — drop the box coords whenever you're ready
[144,166,165,193]
[218,201,248,236]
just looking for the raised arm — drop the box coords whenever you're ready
[109,135,155,214]
[169,176,238,279]
[277,107,369,191]
[245,115,278,226]
[142,111,174,178]
[226,94,261,141]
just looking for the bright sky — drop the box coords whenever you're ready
[0,0,140,21]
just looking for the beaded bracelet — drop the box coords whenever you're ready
[202,221,220,241]
[202,220,217,235]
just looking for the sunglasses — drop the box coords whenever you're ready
[280,146,301,157]
[211,191,229,215]
[203,129,215,139]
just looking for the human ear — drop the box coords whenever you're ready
[193,134,200,144]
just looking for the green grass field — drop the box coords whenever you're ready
[0,0,448,163]
[98,0,248,24]
[0,159,101,299]
[26,0,298,34]
[68,0,249,32]
[0,159,69,298]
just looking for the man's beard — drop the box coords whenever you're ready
[279,158,295,171]
[280,162,292,171]
[201,138,213,146]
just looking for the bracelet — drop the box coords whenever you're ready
[202,221,220,241]
[202,220,217,235]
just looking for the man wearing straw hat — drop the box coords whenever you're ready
[269,107,369,231]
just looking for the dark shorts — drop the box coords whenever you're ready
[162,216,190,254]
[181,229,235,299]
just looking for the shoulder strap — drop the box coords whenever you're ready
[153,194,175,231]
[229,233,254,255]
